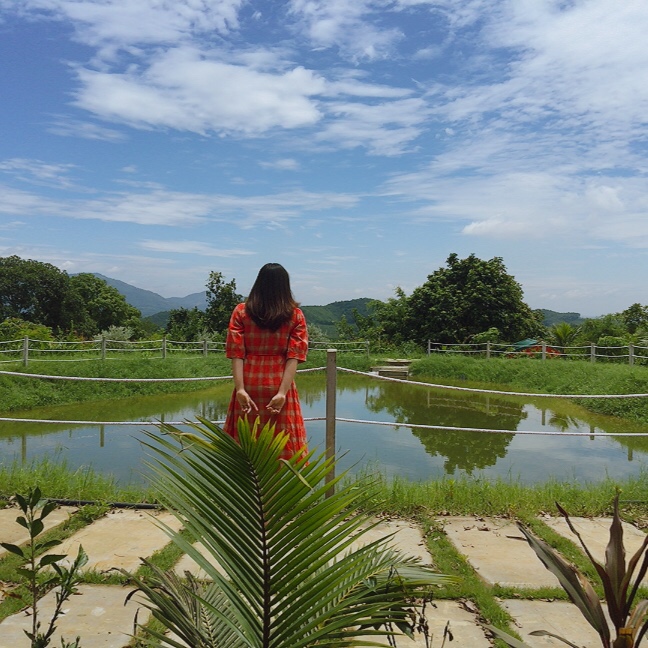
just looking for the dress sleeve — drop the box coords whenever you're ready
[287,308,309,362]
[225,303,246,359]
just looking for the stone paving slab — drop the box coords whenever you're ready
[543,515,647,566]
[173,541,226,580]
[502,599,607,647]
[348,517,433,565]
[358,600,492,647]
[0,584,149,648]
[42,508,183,573]
[0,506,77,558]
[437,516,561,588]
[1,512,634,645]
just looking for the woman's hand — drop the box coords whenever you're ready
[236,389,258,414]
[267,393,286,415]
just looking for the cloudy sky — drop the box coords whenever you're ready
[1,0,647,316]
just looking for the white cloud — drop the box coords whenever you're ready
[259,158,301,171]
[318,97,428,155]
[74,48,325,135]
[0,158,78,188]
[140,239,256,257]
[47,118,127,141]
[0,184,360,228]
[289,0,402,61]
[12,0,244,50]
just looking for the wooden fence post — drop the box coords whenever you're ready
[541,342,547,361]
[590,343,596,363]
[325,349,337,497]
[162,336,167,359]
[101,336,106,361]
[486,341,491,359]
[203,340,208,357]
[629,343,635,366]
[22,336,29,367]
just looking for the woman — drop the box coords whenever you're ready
[223,263,309,459]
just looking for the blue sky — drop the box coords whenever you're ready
[1,1,647,316]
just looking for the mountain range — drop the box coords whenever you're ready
[96,274,375,335]
[95,274,207,316]
[96,274,585,332]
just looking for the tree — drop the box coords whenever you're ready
[621,303,648,334]
[577,313,626,344]
[165,307,206,341]
[0,256,79,332]
[370,288,412,346]
[203,271,241,333]
[550,322,581,349]
[405,253,543,344]
[68,273,141,337]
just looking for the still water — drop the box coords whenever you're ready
[1,373,648,485]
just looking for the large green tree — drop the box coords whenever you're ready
[203,271,241,333]
[621,303,648,334]
[401,253,543,344]
[0,256,79,331]
[69,273,141,337]
[165,306,206,341]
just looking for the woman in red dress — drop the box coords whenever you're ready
[223,263,309,459]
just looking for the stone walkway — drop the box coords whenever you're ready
[0,506,639,647]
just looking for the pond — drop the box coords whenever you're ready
[1,372,648,486]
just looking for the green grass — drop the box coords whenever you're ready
[411,354,648,423]
[353,468,648,520]
[0,457,158,504]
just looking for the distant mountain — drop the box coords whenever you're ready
[538,309,585,327]
[91,275,585,333]
[93,274,207,317]
[301,298,375,337]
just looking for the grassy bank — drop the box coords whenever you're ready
[3,455,648,522]
[0,351,374,412]
[412,354,648,424]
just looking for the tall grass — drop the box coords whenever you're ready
[412,354,648,423]
[0,456,157,504]
[354,468,648,519]
[0,356,232,412]
[3,455,648,520]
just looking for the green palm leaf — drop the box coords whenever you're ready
[131,416,453,647]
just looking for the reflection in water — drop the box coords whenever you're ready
[364,381,519,474]
[1,373,648,485]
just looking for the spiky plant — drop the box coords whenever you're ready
[127,416,453,647]
[487,493,648,648]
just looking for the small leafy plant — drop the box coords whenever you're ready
[1,487,88,648]
[487,493,648,648]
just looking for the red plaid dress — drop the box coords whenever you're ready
[224,303,309,458]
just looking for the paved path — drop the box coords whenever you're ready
[0,506,639,647]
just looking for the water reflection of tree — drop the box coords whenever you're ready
[364,382,524,475]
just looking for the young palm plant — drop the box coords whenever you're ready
[127,416,453,647]
[487,494,648,648]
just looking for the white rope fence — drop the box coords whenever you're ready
[339,367,648,399]
[2,363,648,436]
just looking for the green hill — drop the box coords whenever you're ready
[539,309,585,327]
[301,298,374,338]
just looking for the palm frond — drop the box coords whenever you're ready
[134,416,453,648]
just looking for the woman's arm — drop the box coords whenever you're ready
[232,357,258,414]
[267,358,298,414]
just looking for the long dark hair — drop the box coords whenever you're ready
[245,263,298,331]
